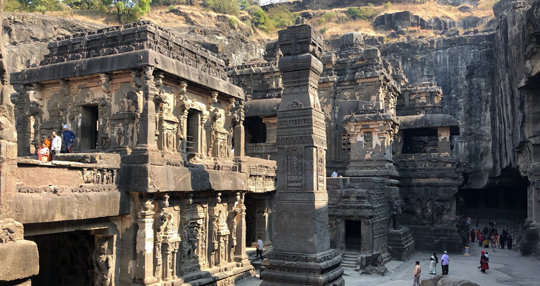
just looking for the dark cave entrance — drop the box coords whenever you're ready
[459,168,529,229]
[27,230,95,286]
[401,128,438,154]
[345,220,362,252]
[80,105,99,150]
[244,117,266,144]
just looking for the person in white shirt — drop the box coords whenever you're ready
[331,170,338,177]
[50,131,62,160]
[257,237,264,261]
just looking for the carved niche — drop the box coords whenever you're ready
[182,204,207,274]
[93,236,114,286]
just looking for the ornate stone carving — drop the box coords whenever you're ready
[93,236,114,286]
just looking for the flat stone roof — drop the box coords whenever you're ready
[10,20,244,99]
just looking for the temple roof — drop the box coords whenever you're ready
[10,20,243,99]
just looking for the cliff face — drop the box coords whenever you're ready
[491,0,540,178]
[380,34,495,188]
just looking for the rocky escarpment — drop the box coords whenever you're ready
[3,13,104,75]
[373,11,495,35]
[380,33,495,188]
[490,0,540,179]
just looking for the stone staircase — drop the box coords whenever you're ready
[341,252,359,269]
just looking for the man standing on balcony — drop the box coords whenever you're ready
[62,125,76,153]
[51,131,62,159]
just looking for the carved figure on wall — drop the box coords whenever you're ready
[184,225,199,260]
[388,198,404,230]
[364,131,373,148]
[210,213,219,268]
[116,124,124,147]
[93,237,113,286]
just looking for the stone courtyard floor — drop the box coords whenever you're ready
[238,242,540,286]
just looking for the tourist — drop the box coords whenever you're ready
[507,234,513,250]
[491,234,497,252]
[480,251,489,273]
[413,261,421,286]
[467,217,471,229]
[37,142,49,162]
[331,170,338,177]
[51,132,62,160]
[44,135,52,149]
[478,232,483,246]
[441,251,449,275]
[484,237,490,248]
[470,229,475,243]
[500,230,507,249]
[256,236,264,261]
[429,253,438,275]
[62,125,76,153]
[475,217,479,227]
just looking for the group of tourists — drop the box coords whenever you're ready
[36,125,76,162]
[470,224,513,250]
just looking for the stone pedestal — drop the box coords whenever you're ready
[407,225,463,253]
[387,227,415,261]
[260,20,344,286]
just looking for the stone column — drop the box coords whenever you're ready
[260,20,344,286]
[234,100,245,157]
[136,66,159,152]
[13,84,31,156]
[262,117,278,144]
[135,196,157,285]
[438,126,451,154]
[235,192,250,265]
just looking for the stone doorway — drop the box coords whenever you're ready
[81,105,99,150]
[28,230,95,286]
[186,109,201,154]
[345,220,362,252]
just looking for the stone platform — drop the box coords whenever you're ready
[407,225,463,253]
[387,227,415,261]
[260,249,345,286]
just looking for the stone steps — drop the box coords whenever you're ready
[341,253,359,268]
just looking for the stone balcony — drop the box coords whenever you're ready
[14,153,129,224]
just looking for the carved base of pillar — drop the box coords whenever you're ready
[260,249,344,286]
[387,226,415,261]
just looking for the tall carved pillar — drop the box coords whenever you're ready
[234,100,245,157]
[137,67,158,149]
[0,0,40,282]
[235,192,250,265]
[13,84,31,156]
[136,196,157,285]
[260,20,344,286]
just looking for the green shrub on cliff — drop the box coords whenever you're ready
[204,0,240,15]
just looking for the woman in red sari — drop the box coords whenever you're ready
[470,229,475,242]
[480,251,489,273]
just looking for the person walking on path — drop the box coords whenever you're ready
[413,261,421,286]
[256,236,264,261]
[429,253,438,275]
[51,132,62,160]
[500,230,507,249]
[491,234,497,252]
[470,229,476,243]
[507,234,513,250]
[62,125,76,153]
[441,251,449,275]
[480,251,489,273]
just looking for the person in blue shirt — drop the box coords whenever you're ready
[62,125,76,153]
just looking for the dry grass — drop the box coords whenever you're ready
[379,0,494,20]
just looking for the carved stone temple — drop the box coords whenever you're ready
[259,21,344,286]
[5,21,278,286]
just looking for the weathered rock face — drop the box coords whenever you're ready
[380,34,495,188]
[373,11,493,33]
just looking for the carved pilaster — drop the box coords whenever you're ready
[234,100,245,157]
[235,192,249,264]
[138,67,158,149]
[136,195,157,285]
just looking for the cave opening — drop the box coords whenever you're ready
[27,230,95,286]
[345,220,362,252]
[244,117,266,144]
[459,168,529,229]
[401,128,438,154]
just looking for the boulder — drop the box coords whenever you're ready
[420,275,480,286]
